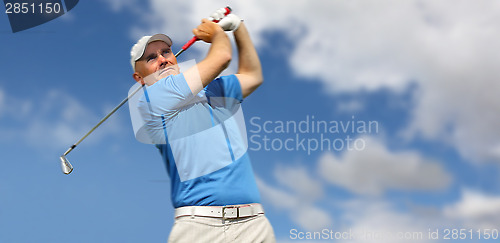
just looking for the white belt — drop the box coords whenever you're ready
[174,203,265,219]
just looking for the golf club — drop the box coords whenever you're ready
[60,6,232,174]
[60,84,143,174]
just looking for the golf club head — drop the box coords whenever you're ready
[60,155,73,175]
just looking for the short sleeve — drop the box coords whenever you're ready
[204,74,243,102]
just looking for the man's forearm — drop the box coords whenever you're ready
[208,30,232,61]
[235,23,262,80]
[202,30,232,80]
[234,23,263,98]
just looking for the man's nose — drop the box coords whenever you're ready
[157,53,167,63]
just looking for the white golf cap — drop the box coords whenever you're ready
[130,33,173,71]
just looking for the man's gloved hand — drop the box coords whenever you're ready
[209,8,241,31]
[209,7,228,21]
[217,14,242,31]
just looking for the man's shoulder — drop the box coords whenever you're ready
[205,75,242,101]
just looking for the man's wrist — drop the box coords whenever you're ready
[233,21,246,36]
[212,28,228,40]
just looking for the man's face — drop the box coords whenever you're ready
[133,40,179,84]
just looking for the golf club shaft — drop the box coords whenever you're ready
[174,6,232,57]
[63,84,144,156]
[62,49,187,157]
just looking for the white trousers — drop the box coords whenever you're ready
[168,214,276,243]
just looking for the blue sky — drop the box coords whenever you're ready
[1,1,500,242]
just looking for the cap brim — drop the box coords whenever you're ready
[147,34,173,47]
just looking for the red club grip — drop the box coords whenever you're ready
[180,6,233,51]
[181,36,198,50]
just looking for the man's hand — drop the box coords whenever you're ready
[209,7,241,32]
[218,14,242,31]
[192,19,225,43]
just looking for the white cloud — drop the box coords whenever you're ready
[25,90,99,148]
[318,137,452,196]
[256,176,333,232]
[339,199,439,243]
[294,0,500,164]
[489,144,500,161]
[274,164,324,202]
[256,176,299,209]
[336,99,365,113]
[443,189,500,229]
[255,144,495,241]
[277,0,500,164]
[0,88,33,123]
[0,89,123,151]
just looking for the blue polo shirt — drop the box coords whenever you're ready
[137,74,261,208]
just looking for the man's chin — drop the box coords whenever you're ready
[159,68,180,78]
[143,68,180,86]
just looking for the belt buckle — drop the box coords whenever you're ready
[222,205,239,219]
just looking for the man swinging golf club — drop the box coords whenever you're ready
[130,8,275,242]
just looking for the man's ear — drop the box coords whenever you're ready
[133,72,145,85]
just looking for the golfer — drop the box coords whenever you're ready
[129,9,275,243]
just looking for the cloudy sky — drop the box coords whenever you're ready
[1,0,499,242]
